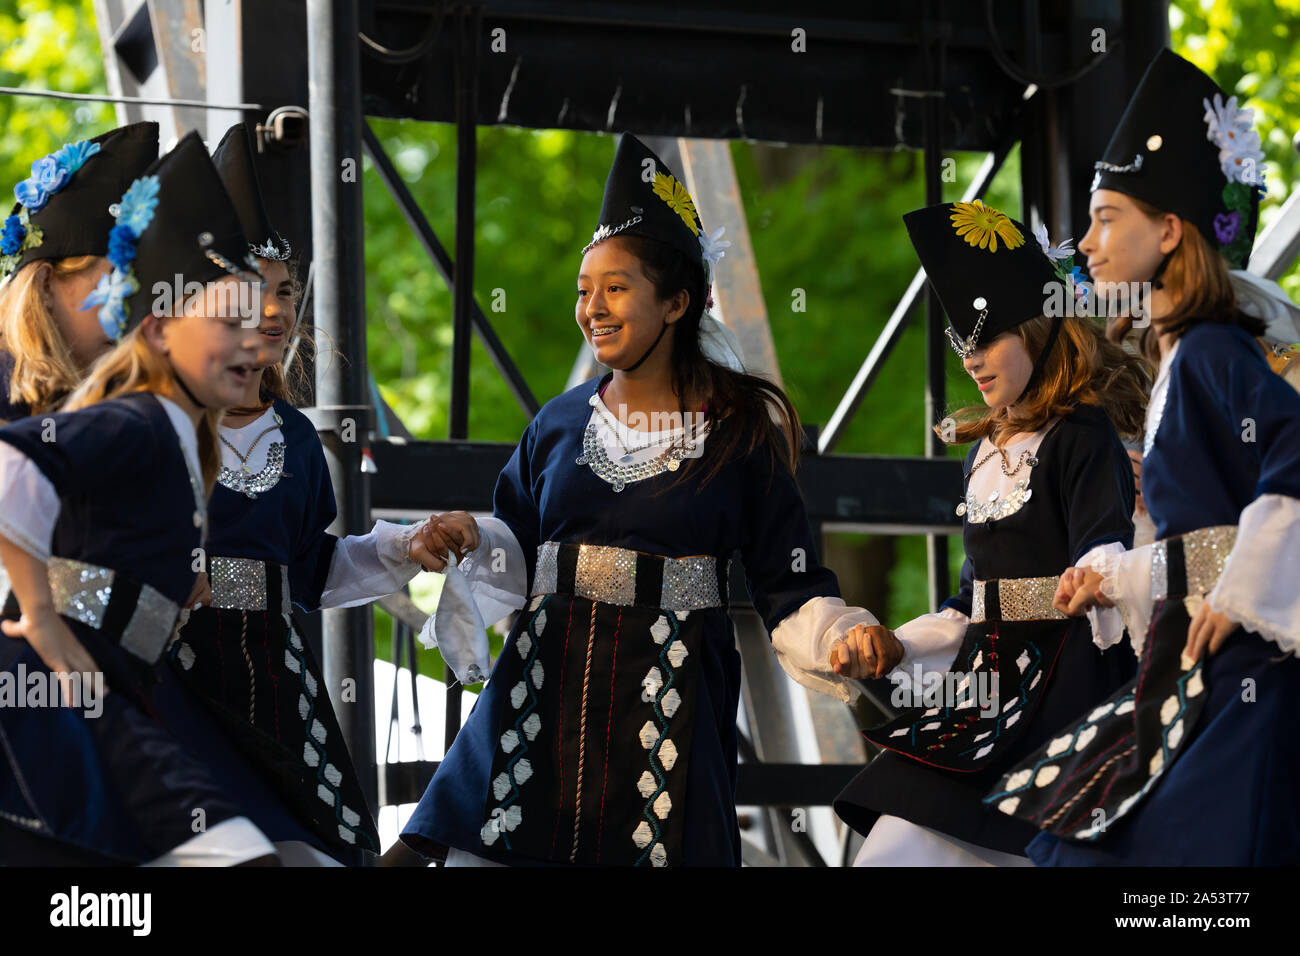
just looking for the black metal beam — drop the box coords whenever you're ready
[361,122,540,418]
[359,1,1033,149]
[369,438,963,530]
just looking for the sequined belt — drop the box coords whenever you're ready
[208,556,292,615]
[971,575,1067,623]
[1152,525,1237,600]
[531,541,727,612]
[47,558,180,663]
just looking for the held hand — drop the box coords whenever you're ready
[186,571,212,610]
[830,624,904,680]
[1,610,100,704]
[409,512,481,572]
[1054,567,1114,616]
[1184,599,1237,662]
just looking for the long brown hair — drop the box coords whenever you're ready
[941,314,1151,447]
[0,256,101,413]
[1104,196,1265,358]
[616,235,803,488]
[64,325,223,492]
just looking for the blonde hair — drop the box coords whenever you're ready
[941,314,1151,447]
[64,323,223,492]
[0,256,101,413]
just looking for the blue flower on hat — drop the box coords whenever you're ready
[12,139,102,212]
[107,223,138,271]
[52,140,101,177]
[81,266,139,342]
[0,214,25,256]
[117,176,160,235]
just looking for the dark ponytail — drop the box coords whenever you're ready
[617,235,803,489]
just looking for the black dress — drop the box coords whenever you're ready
[834,403,1138,855]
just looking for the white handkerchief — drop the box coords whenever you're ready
[418,562,492,685]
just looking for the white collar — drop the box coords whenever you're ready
[155,393,202,481]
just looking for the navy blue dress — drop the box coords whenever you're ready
[156,398,378,861]
[833,403,1138,855]
[401,376,840,866]
[0,393,245,863]
[1012,323,1300,865]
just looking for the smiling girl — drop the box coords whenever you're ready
[830,200,1148,865]
[149,122,447,866]
[987,50,1300,866]
[0,131,280,865]
[398,133,883,867]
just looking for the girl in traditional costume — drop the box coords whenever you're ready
[153,121,444,865]
[0,132,281,864]
[986,49,1300,866]
[399,133,884,866]
[832,200,1148,865]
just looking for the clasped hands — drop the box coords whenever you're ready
[1054,566,1236,661]
[407,511,481,573]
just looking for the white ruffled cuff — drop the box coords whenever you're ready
[1077,542,1127,651]
[318,519,424,610]
[770,596,880,703]
[1209,493,1300,656]
[1079,543,1154,655]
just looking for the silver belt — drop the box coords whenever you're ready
[48,558,179,663]
[531,541,725,612]
[1152,525,1237,600]
[971,575,1067,623]
[208,555,292,615]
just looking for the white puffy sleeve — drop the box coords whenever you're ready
[1076,541,1128,651]
[0,440,58,561]
[886,607,968,695]
[317,519,425,609]
[770,596,881,703]
[1209,493,1300,656]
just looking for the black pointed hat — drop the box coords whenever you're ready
[1092,49,1262,270]
[583,134,711,275]
[904,200,1067,358]
[1,122,159,278]
[211,121,291,261]
[83,130,255,340]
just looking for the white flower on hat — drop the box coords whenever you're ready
[1203,92,1265,185]
[1032,222,1075,262]
[698,225,731,281]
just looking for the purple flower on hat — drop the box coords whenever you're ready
[0,214,26,256]
[107,223,137,271]
[1214,211,1241,245]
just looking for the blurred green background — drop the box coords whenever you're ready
[3,0,1297,683]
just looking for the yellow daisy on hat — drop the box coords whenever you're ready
[949,199,1024,252]
[651,171,700,236]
